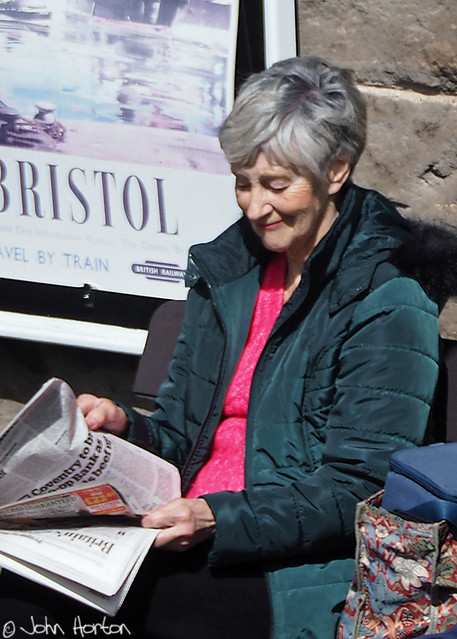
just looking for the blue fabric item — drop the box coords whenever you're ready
[383,443,457,525]
[420,628,457,638]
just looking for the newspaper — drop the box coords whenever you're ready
[0,378,181,615]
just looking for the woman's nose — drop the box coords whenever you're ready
[245,188,271,220]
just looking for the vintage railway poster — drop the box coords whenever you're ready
[0,0,239,299]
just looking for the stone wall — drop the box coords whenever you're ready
[297,0,457,336]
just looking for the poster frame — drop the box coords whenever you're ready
[0,0,298,354]
[263,0,297,67]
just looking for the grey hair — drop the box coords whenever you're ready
[219,57,367,181]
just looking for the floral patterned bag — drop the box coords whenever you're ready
[338,491,457,639]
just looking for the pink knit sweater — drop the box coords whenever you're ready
[186,253,286,497]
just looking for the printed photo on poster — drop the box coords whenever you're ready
[0,0,240,299]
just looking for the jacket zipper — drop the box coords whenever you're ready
[180,271,229,493]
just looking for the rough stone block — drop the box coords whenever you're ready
[441,299,457,340]
[297,0,457,94]
[353,88,457,225]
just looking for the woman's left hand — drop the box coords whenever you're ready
[142,498,216,551]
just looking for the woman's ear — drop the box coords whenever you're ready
[327,158,352,195]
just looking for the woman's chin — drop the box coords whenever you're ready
[259,237,289,254]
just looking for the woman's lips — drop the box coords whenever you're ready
[258,220,283,231]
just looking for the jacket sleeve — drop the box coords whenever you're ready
[204,277,440,567]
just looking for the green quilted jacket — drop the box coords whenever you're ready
[125,183,440,639]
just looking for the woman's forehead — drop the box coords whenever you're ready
[232,151,291,174]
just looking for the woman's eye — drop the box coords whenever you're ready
[235,182,250,191]
[269,184,287,193]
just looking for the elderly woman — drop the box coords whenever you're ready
[2,57,440,638]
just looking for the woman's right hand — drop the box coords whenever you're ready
[77,394,128,436]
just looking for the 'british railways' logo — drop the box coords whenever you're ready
[132,260,186,283]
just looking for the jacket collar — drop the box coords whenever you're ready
[186,183,410,312]
[186,216,268,289]
[324,185,410,313]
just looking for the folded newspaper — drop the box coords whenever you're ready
[0,377,181,615]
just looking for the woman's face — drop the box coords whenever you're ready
[233,151,347,266]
